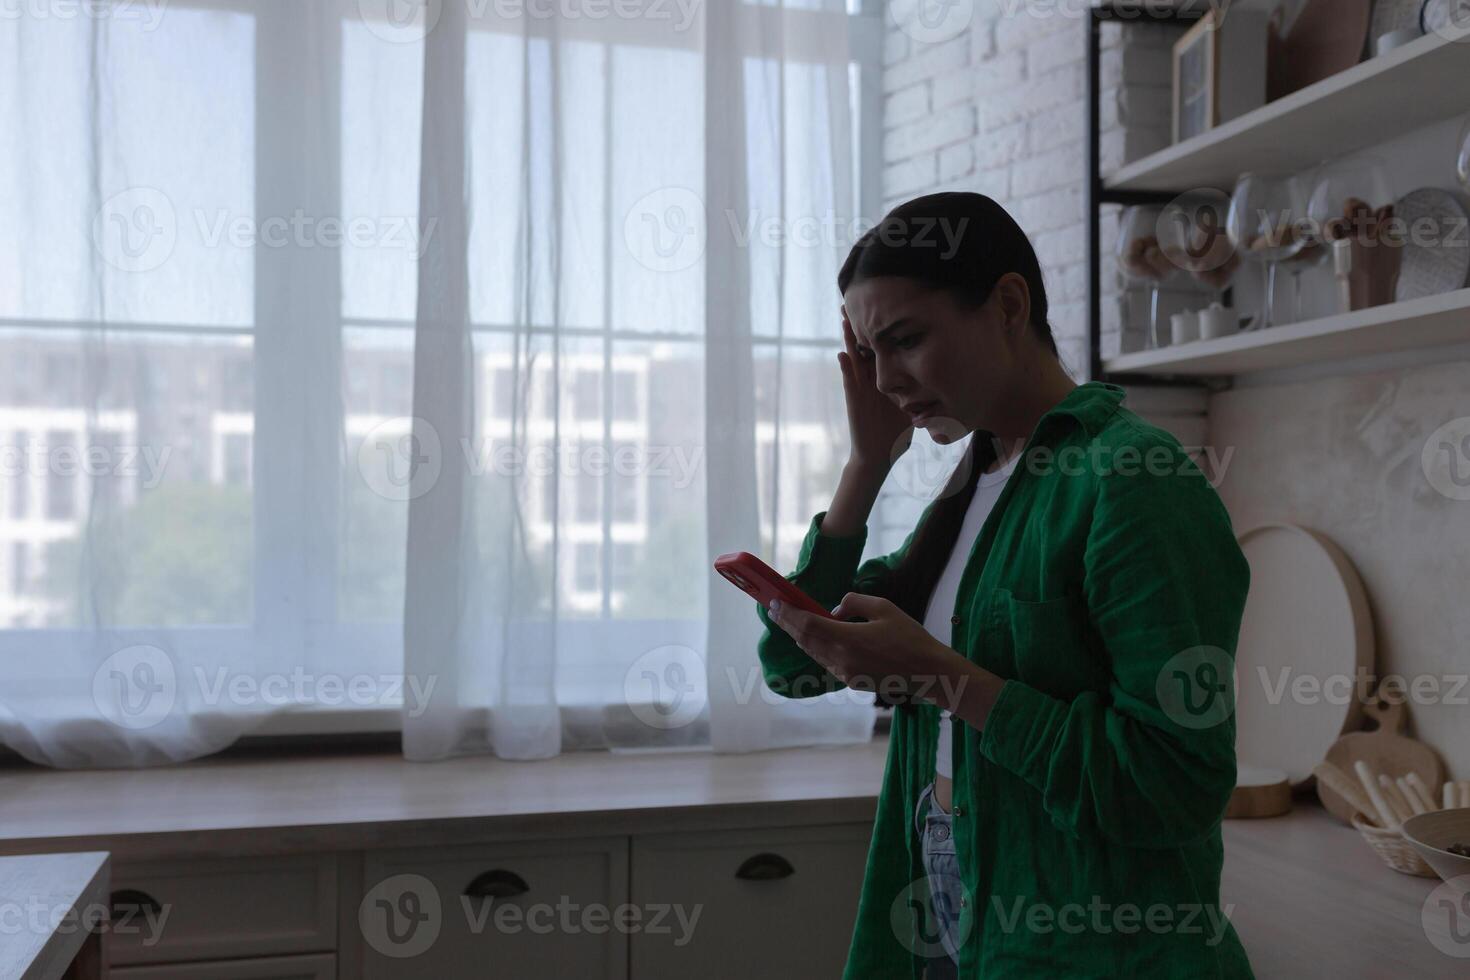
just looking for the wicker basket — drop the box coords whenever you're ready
[1351,812,1438,877]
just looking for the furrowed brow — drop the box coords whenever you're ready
[857,317,914,352]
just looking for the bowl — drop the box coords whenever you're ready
[1401,808,1470,892]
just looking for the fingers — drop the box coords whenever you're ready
[832,592,891,621]
[770,600,843,652]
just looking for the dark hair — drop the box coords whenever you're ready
[836,192,1058,657]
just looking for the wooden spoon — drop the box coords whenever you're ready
[1318,692,1444,826]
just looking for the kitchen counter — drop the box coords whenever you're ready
[1220,795,1464,977]
[0,851,109,979]
[0,738,1462,974]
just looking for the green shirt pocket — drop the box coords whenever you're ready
[997,587,1107,700]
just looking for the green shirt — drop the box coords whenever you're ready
[756,382,1255,979]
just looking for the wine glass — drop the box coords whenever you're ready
[1156,188,1242,310]
[1228,172,1313,331]
[1456,115,1470,193]
[1115,204,1179,349]
[1308,155,1393,312]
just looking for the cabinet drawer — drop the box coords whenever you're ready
[630,823,870,980]
[111,952,336,980]
[359,837,627,980]
[109,855,337,966]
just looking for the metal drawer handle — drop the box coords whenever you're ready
[110,889,163,917]
[463,869,530,900]
[734,852,795,881]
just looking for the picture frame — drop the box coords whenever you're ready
[1173,10,1220,145]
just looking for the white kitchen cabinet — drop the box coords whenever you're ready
[629,824,871,979]
[358,836,628,979]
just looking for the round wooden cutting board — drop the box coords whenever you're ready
[1319,693,1445,825]
[1233,524,1375,786]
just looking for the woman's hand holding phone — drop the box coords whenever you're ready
[767,592,958,703]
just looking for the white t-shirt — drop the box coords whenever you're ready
[921,449,1019,782]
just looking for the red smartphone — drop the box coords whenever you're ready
[713,552,836,620]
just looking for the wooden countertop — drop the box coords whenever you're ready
[0,740,889,860]
[0,852,109,980]
[1220,796,1464,978]
[0,740,1462,973]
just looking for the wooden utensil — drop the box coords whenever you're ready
[1313,760,1380,822]
[1318,692,1445,825]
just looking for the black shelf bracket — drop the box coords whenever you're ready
[1085,2,1214,388]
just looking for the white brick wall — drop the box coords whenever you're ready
[880,2,1194,375]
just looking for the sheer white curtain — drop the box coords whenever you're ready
[403,0,881,759]
[0,0,881,768]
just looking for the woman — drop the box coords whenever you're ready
[756,192,1254,979]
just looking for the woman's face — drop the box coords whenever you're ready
[841,273,1032,445]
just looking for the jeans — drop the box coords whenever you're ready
[914,779,964,979]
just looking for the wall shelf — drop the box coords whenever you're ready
[1105,23,1470,194]
[1087,6,1470,382]
[1102,287,1470,376]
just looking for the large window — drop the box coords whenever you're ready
[0,0,884,728]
